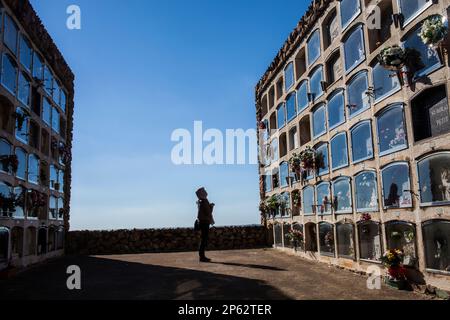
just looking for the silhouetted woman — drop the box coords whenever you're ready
[196,187,215,263]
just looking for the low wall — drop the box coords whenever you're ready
[66,225,269,255]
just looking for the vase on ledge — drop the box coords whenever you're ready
[384,276,408,290]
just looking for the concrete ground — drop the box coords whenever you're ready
[0,249,432,300]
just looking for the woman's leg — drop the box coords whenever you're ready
[199,223,209,259]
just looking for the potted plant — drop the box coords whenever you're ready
[0,155,19,173]
[419,14,448,47]
[381,249,408,290]
[360,213,372,222]
[266,195,280,217]
[286,228,304,251]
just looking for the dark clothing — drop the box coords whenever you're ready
[199,222,210,259]
[197,198,214,259]
[197,199,214,224]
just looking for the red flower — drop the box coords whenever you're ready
[388,266,407,280]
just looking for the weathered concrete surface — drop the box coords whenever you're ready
[0,249,433,300]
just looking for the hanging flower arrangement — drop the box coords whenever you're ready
[286,229,304,248]
[360,213,372,222]
[299,147,316,170]
[259,121,267,130]
[419,15,448,47]
[279,195,288,211]
[0,192,17,215]
[292,192,301,208]
[381,249,407,281]
[378,45,408,71]
[266,195,281,217]
[0,155,19,173]
[289,153,302,174]
[13,111,27,131]
[315,152,326,172]
[27,190,47,210]
[59,144,72,164]
[259,201,269,216]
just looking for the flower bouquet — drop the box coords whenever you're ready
[286,229,304,250]
[381,249,408,289]
[378,45,407,71]
[419,15,448,47]
[381,249,406,278]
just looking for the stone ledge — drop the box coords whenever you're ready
[277,246,450,300]
[66,225,270,256]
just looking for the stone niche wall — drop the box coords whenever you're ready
[66,225,269,255]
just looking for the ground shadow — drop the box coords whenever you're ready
[210,261,286,271]
[0,256,291,300]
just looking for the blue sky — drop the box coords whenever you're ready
[30,0,309,230]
